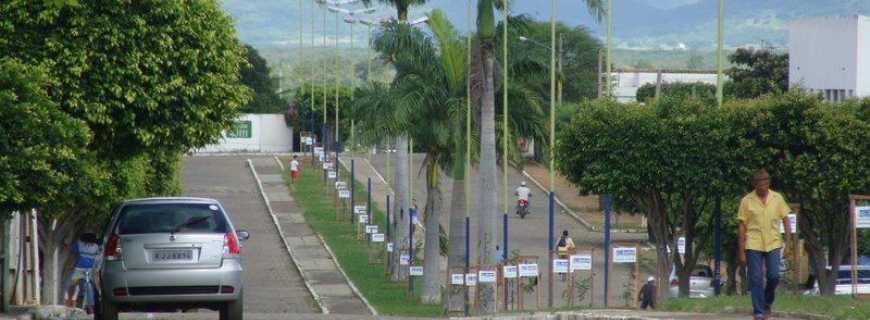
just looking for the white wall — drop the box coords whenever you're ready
[789,16,870,100]
[195,114,294,153]
[612,71,718,102]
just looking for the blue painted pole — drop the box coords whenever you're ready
[503,213,508,262]
[409,212,415,296]
[464,216,470,316]
[367,177,372,224]
[351,160,355,224]
[714,195,722,296]
[603,194,612,307]
[386,195,392,273]
[548,191,555,308]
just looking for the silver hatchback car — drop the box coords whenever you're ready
[98,198,249,320]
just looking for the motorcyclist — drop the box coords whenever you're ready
[515,181,532,215]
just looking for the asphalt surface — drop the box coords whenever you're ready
[181,156,318,315]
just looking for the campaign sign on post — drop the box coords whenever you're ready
[409,266,424,276]
[327,171,337,179]
[338,189,350,198]
[613,247,637,263]
[570,255,592,271]
[780,213,798,233]
[358,214,369,224]
[478,270,497,283]
[451,274,465,285]
[314,147,323,154]
[324,162,334,169]
[399,253,410,265]
[677,237,686,255]
[503,265,518,279]
[305,137,314,145]
[553,259,570,274]
[386,243,394,252]
[465,273,478,286]
[857,207,870,229]
[371,233,385,242]
[354,205,367,214]
[365,225,378,234]
[519,263,539,277]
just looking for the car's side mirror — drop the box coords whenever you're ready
[236,230,250,241]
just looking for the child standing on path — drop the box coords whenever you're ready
[289,155,300,185]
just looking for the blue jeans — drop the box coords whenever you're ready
[746,248,781,317]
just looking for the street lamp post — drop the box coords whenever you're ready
[548,0,556,309]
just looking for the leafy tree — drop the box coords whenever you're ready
[636,82,717,102]
[291,84,353,150]
[557,97,766,299]
[725,48,788,99]
[240,44,285,113]
[0,0,250,303]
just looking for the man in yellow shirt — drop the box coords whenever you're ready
[738,169,792,320]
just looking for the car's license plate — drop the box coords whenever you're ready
[152,250,193,262]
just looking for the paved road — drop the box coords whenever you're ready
[346,152,650,309]
[181,156,318,315]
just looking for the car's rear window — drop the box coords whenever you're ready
[116,203,228,235]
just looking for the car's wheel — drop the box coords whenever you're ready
[220,292,243,320]
[98,299,119,320]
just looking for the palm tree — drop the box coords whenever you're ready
[359,0,429,282]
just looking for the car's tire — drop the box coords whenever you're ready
[220,292,243,320]
[98,299,119,320]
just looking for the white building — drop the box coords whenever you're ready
[611,71,718,102]
[789,15,870,102]
[195,114,294,153]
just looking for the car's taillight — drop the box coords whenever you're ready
[224,231,240,255]
[104,234,121,260]
[670,279,679,286]
[221,286,235,294]
[112,288,128,296]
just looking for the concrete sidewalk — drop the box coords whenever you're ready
[248,158,372,316]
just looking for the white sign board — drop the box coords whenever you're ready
[371,233,385,242]
[327,171,337,179]
[678,237,686,255]
[314,147,323,154]
[451,274,465,285]
[780,213,798,233]
[409,266,424,276]
[335,181,347,190]
[570,255,592,271]
[465,273,477,286]
[305,137,314,145]
[323,162,334,169]
[857,207,870,229]
[478,270,497,283]
[518,263,539,277]
[553,259,570,274]
[503,265,518,279]
[399,253,410,265]
[365,225,378,234]
[354,205,367,214]
[338,190,350,198]
[358,214,369,224]
[386,243,394,252]
[613,247,637,263]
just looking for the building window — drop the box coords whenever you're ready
[833,89,839,102]
[849,89,854,97]
[840,89,846,101]
[825,89,831,102]
[227,121,252,139]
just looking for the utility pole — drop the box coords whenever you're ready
[548,0,556,309]
[716,0,724,107]
[558,33,563,105]
[597,48,603,98]
[502,0,510,262]
[605,0,613,99]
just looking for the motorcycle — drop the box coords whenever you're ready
[516,199,530,219]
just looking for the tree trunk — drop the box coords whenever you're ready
[644,193,671,302]
[476,39,498,313]
[446,176,466,310]
[391,135,410,281]
[725,243,738,295]
[421,162,442,303]
[37,216,77,305]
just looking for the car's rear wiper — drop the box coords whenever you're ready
[170,215,213,234]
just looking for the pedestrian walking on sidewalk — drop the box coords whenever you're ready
[289,155,300,185]
[738,169,792,320]
[556,230,575,259]
[638,276,656,310]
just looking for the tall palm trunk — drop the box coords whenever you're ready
[391,134,410,281]
[421,160,442,303]
[446,175,466,310]
[476,42,498,313]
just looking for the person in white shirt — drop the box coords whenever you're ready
[515,181,532,216]
[289,155,300,185]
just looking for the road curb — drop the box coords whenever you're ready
[246,159,328,314]
[273,156,379,316]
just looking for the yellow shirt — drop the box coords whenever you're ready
[737,190,791,252]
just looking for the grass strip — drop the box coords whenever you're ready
[659,294,868,320]
[286,162,441,317]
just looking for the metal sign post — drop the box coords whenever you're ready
[849,195,870,299]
